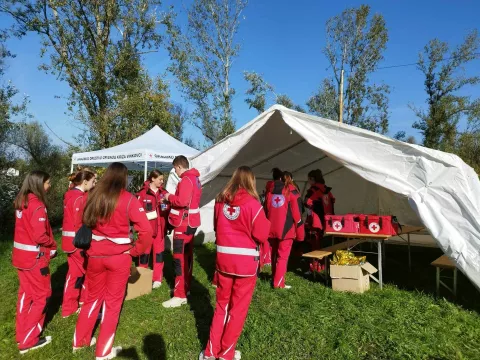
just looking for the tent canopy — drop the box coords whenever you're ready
[191,105,480,288]
[71,125,198,171]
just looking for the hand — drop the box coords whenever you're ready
[123,250,131,255]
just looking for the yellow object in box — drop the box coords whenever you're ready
[330,262,378,293]
[331,250,366,265]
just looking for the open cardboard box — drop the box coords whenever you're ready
[125,267,152,301]
[330,262,378,293]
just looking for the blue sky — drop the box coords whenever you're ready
[2,0,479,147]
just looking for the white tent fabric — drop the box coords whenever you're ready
[190,105,480,288]
[71,125,198,172]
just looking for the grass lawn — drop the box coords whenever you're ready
[0,236,479,360]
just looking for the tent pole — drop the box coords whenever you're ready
[144,160,148,181]
[339,69,344,123]
[70,160,74,174]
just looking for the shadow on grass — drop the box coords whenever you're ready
[189,276,214,349]
[45,260,68,328]
[118,333,167,360]
[194,245,216,283]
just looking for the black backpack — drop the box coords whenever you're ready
[73,224,92,250]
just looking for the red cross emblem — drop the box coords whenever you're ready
[223,204,240,220]
[332,221,342,231]
[149,154,153,158]
[369,222,380,233]
[271,194,285,208]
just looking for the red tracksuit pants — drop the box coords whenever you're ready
[16,257,51,350]
[138,231,165,283]
[62,250,87,317]
[73,254,130,358]
[172,226,194,298]
[271,239,294,288]
[308,230,324,272]
[204,272,257,360]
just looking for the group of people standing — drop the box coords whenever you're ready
[12,156,334,360]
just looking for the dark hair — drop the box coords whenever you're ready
[83,162,128,228]
[68,169,95,186]
[216,166,259,203]
[272,167,283,180]
[173,155,189,169]
[307,169,325,184]
[148,169,163,182]
[14,171,50,209]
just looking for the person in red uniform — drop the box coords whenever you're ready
[304,169,335,274]
[162,156,202,308]
[73,162,152,360]
[13,170,56,354]
[199,166,270,360]
[61,169,96,318]
[261,167,283,267]
[136,169,169,288]
[265,171,305,289]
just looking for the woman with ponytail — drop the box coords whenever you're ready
[73,162,152,359]
[61,169,96,318]
[13,171,56,354]
[264,171,305,289]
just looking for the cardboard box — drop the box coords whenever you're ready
[330,262,378,294]
[125,267,152,301]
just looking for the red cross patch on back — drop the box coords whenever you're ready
[223,204,240,220]
[271,194,285,208]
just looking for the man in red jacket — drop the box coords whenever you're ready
[162,156,202,308]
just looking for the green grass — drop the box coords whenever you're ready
[1,237,479,360]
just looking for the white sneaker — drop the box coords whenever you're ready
[162,297,187,308]
[304,270,312,276]
[198,350,216,360]
[96,346,122,360]
[211,284,217,288]
[234,350,242,359]
[73,337,96,353]
[152,281,162,289]
[284,285,292,289]
[19,336,52,354]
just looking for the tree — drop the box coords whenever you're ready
[243,71,305,113]
[412,31,480,151]
[166,0,248,144]
[1,0,177,148]
[307,5,390,133]
[244,71,273,113]
[393,131,417,144]
[0,30,29,152]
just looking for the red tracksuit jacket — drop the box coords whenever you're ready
[214,189,271,277]
[88,190,153,257]
[136,181,169,237]
[265,181,305,241]
[62,187,88,253]
[304,183,335,230]
[12,194,57,270]
[168,168,202,228]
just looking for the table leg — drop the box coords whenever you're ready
[407,233,412,272]
[325,257,329,286]
[453,269,458,297]
[378,240,383,289]
[382,239,386,269]
[436,267,440,296]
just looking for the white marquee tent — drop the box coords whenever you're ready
[190,105,480,288]
[71,125,198,179]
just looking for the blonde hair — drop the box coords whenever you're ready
[216,166,259,203]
